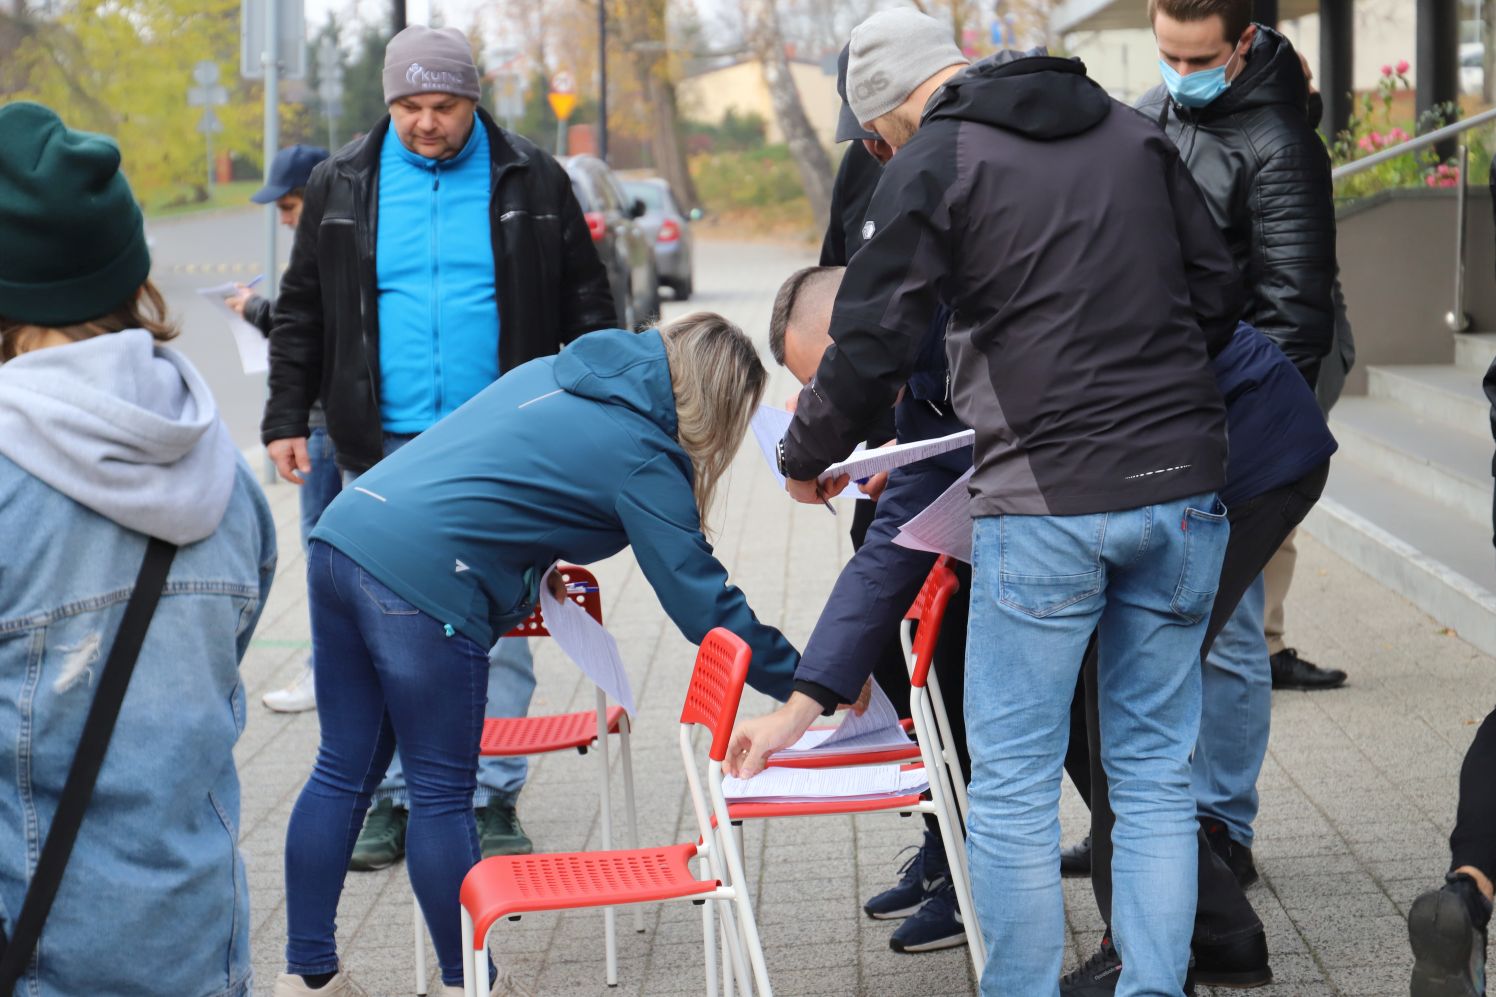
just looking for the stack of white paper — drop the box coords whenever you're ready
[722,763,930,804]
[892,468,975,563]
[538,566,636,717]
[819,429,974,487]
[770,681,913,761]
[195,283,269,375]
[749,405,867,500]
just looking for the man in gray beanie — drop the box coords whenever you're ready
[263,26,615,993]
[774,8,1247,996]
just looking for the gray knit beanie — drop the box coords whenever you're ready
[847,9,967,125]
[383,25,481,104]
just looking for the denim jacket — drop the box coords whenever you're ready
[0,333,277,997]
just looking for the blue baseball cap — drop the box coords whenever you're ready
[835,43,878,143]
[250,144,330,204]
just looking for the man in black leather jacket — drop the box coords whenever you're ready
[261,52,615,478]
[1137,10,1335,386]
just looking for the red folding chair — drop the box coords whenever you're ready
[721,559,985,979]
[413,566,641,994]
[458,629,773,997]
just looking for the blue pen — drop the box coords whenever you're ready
[246,274,266,289]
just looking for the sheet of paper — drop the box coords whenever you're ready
[538,566,636,717]
[196,282,269,375]
[722,763,929,803]
[772,680,914,760]
[893,467,976,564]
[749,405,868,500]
[820,429,974,488]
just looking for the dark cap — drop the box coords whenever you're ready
[835,43,879,143]
[250,144,330,204]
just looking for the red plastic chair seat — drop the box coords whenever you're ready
[726,793,926,820]
[480,706,625,756]
[461,843,719,945]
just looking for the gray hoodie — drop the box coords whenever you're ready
[0,329,237,545]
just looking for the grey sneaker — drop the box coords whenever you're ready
[477,802,533,857]
[348,799,407,871]
[273,971,369,996]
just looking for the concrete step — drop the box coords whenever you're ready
[1329,395,1492,525]
[1303,456,1496,658]
[1453,331,1496,373]
[1368,363,1488,430]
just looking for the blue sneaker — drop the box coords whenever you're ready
[864,829,948,920]
[889,878,967,953]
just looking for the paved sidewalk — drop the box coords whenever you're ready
[240,239,1496,996]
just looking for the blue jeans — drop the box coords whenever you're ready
[1193,573,1268,848]
[965,494,1229,997]
[286,542,488,986]
[342,433,536,809]
[298,426,343,553]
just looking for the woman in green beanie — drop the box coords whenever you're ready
[0,101,277,997]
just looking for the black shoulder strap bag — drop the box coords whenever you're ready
[0,537,177,995]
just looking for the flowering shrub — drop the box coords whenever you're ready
[1330,62,1463,200]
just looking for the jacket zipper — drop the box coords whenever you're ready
[431,167,442,419]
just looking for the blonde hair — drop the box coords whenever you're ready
[0,280,178,362]
[660,312,767,530]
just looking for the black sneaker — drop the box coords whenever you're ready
[1200,818,1259,889]
[477,802,533,858]
[889,878,966,953]
[1269,648,1346,690]
[1193,929,1273,988]
[1061,937,1196,996]
[1061,834,1093,877]
[864,829,948,920]
[1409,873,1491,997]
[348,799,407,872]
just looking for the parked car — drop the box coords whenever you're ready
[621,177,698,301]
[563,155,659,329]
[1461,43,1484,96]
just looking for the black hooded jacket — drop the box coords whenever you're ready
[780,55,1243,517]
[1137,25,1335,385]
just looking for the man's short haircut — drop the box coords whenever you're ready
[768,266,842,366]
[1148,0,1252,43]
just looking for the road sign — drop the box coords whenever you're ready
[241,0,306,80]
[493,71,524,126]
[196,107,224,134]
[193,61,220,86]
[548,70,577,122]
[188,84,229,106]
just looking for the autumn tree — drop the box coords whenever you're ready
[741,0,832,222]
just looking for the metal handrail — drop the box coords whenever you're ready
[1331,104,1496,181]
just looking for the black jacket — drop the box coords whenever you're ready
[1137,26,1336,385]
[819,141,883,267]
[782,55,1241,517]
[261,109,616,472]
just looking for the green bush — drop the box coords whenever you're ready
[689,144,812,232]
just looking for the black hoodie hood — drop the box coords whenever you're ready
[925,52,1112,141]
[1188,24,1307,120]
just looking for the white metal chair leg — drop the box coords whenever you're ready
[703,890,720,997]
[927,672,970,824]
[595,690,618,986]
[460,907,478,997]
[414,902,429,995]
[920,695,986,976]
[618,718,644,933]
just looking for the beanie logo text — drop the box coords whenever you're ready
[405,62,467,89]
[853,71,891,103]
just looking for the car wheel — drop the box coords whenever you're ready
[673,274,693,301]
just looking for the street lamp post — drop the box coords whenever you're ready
[393,0,405,33]
[598,0,608,162]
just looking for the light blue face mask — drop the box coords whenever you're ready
[1159,47,1241,108]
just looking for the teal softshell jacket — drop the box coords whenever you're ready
[312,327,798,700]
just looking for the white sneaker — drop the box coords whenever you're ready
[263,666,316,713]
[273,971,369,996]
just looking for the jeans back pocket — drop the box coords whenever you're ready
[1171,499,1230,624]
[358,568,421,616]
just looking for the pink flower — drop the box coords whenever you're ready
[1397,59,1410,75]
[1357,135,1374,152]
[1390,127,1410,142]
[1427,175,1439,187]
[1370,130,1384,147]
[1382,64,1394,77]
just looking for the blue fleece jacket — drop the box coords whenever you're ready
[311,328,799,701]
[376,120,498,433]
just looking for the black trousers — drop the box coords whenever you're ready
[1451,706,1496,879]
[1085,462,1330,945]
